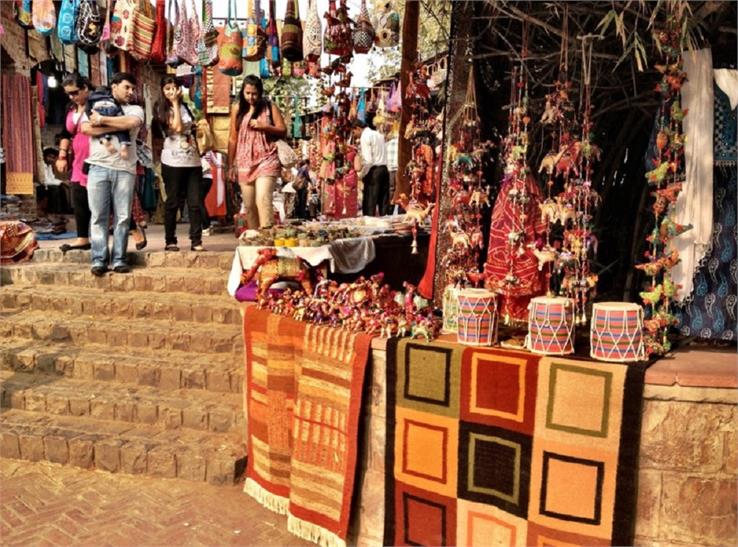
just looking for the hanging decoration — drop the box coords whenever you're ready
[484,43,547,324]
[635,14,692,357]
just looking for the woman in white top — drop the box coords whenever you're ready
[153,76,204,251]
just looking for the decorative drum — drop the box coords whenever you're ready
[526,296,575,355]
[457,289,497,346]
[590,302,646,362]
[442,284,461,334]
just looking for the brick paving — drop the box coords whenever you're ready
[0,458,310,547]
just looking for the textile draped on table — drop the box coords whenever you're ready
[384,340,646,547]
[676,81,738,341]
[2,74,35,195]
[672,49,714,303]
[0,221,39,264]
[243,309,372,547]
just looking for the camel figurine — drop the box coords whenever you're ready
[241,248,314,301]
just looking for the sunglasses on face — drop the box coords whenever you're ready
[67,89,81,97]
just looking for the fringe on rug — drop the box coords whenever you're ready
[288,513,346,547]
[243,478,289,515]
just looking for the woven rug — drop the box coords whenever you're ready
[384,340,645,546]
[243,308,373,547]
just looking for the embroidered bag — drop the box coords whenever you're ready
[243,0,266,62]
[165,0,182,67]
[303,0,322,63]
[374,1,400,48]
[111,0,137,51]
[218,0,243,76]
[57,0,78,44]
[132,0,156,60]
[352,0,375,54]
[266,0,280,68]
[15,0,34,30]
[76,0,102,51]
[32,0,56,36]
[324,0,352,57]
[281,0,303,62]
[150,0,167,63]
[196,0,219,67]
[175,0,201,66]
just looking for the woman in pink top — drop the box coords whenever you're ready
[227,75,286,229]
[57,73,92,252]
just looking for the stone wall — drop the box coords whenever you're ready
[635,385,737,546]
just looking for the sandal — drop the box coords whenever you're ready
[60,243,91,253]
[191,244,205,252]
[131,225,147,250]
[165,244,180,252]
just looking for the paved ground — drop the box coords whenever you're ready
[0,459,310,547]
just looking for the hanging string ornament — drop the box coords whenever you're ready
[555,37,601,325]
[635,12,692,357]
[484,51,547,325]
[441,47,493,287]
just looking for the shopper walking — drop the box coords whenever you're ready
[227,75,287,229]
[352,118,389,216]
[81,72,144,276]
[153,76,204,251]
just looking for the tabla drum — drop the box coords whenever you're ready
[526,296,575,355]
[590,302,646,362]
[457,289,497,346]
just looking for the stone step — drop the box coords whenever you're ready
[0,371,245,435]
[0,339,243,394]
[31,248,236,272]
[1,284,241,326]
[1,264,231,297]
[0,409,246,484]
[0,310,243,354]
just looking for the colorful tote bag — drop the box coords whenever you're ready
[150,0,167,63]
[15,0,34,30]
[197,0,219,67]
[131,0,156,60]
[352,0,375,54]
[217,0,243,76]
[243,0,266,62]
[76,0,102,51]
[303,0,321,62]
[57,0,79,44]
[165,0,182,66]
[176,0,202,66]
[281,0,303,62]
[32,0,57,36]
[267,0,281,68]
[111,0,137,51]
[324,0,352,57]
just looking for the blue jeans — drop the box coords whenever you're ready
[87,165,135,268]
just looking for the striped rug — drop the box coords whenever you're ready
[243,308,372,547]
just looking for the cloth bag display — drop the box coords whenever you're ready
[76,0,102,52]
[267,0,281,68]
[281,0,303,62]
[131,0,156,61]
[32,0,57,37]
[374,1,400,48]
[165,0,182,67]
[150,0,167,63]
[324,0,353,57]
[111,0,137,51]
[352,0,375,54]
[303,0,322,63]
[218,0,243,76]
[15,0,34,29]
[243,0,267,62]
[57,0,79,44]
[197,0,220,67]
[174,0,201,66]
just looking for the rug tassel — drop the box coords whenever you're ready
[244,478,289,515]
[288,514,346,547]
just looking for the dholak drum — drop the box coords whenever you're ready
[590,302,646,362]
[457,289,497,346]
[526,296,575,355]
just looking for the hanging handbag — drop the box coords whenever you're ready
[324,0,352,57]
[15,0,34,29]
[174,0,201,66]
[374,1,400,48]
[111,0,137,51]
[195,118,216,153]
[281,0,303,62]
[150,0,167,63]
[132,0,156,61]
[99,0,114,53]
[276,140,298,169]
[197,0,219,67]
[266,0,280,68]
[57,0,79,44]
[165,0,182,67]
[303,0,322,63]
[352,0,375,54]
[76,0,102,52]
[243,0,266,62]
[218,0,243,76]
[32,0,56,36]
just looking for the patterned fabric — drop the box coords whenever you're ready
[236,108,282,184]
[0,221,39,264]
[2,74,34,195]
[385,341,645,546]
[675,83,738,341]
[243,308,372,547]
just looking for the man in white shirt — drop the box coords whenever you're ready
[81,72,144,276]
[385,131,399,214]
[352,119,390,216]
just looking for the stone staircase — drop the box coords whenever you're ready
[0,248,247,485]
